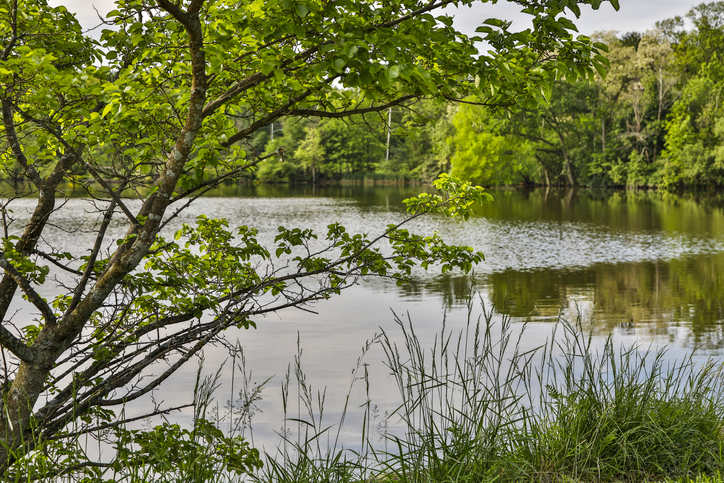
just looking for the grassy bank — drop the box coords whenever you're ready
[8,300,724,482]
[256,300,724,483]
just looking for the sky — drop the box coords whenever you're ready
[50,0,704,38]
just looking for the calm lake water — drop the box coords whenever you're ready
[174,184,724,451]
[201,184,724,343]
[7,184,724,453]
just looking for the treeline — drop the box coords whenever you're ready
[243,100,454,183]
[250,2,724,190]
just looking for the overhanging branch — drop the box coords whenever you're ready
[0,257,56,326]
[288,95,418,118]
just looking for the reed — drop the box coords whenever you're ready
[252,297,724,483]
[7,298,724,482]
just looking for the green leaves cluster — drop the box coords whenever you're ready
[114,419,262,481]
[124,216,269,325]
[403,174,493,220]
[1,236,50,284]
[449,103,536,186]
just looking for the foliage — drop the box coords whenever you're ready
[0,0,616,474]
[449,103,536,186]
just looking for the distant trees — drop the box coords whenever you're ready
[256,2,724,189]
[447,0,724,190]
[251,99,454,183]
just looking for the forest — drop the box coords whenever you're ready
[251,2,724,190]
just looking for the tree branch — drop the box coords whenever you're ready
[1,100,43,188]
[44,403,192,441]
[167,148,280,204]
[220,86,319,147]
[31,250,84,277]
[202,42,327,119]
[66,199,119,314]
[0,325,34,363]
[80,161,138,228]
[288,95,418,119]
[0,257,56,326]
[0,0,18,61]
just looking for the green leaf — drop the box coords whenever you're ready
[261,61,276,76]
[296,4,309,17]
[332,58,346,73]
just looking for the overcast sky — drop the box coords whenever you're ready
[51,0,703,39]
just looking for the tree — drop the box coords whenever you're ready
[449,103,536,186]
[500,80,598,186]
[0,0,615,475]
[294,121,324,182]
[657,2,724,188]
[589,30,677,186]
[318,114,386,178]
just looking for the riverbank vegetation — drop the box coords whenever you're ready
[250,2,724,191]
[9,305,724,482]
[253,307,724,483]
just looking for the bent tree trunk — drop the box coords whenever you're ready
[0,0,209,467]
[563,149,576,186]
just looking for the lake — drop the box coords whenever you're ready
[6,184,724,454]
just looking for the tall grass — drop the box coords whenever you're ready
[257,333,380,483]
[376,304,532,483]
[7,298,723,482]
[252,297,724,483]
[521,321,724,482]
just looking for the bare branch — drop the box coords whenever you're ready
[80,161,138,228]
[44,403,192,441]
[66,199,119,314]
[0,325,34,363]
[100,324,225,406]
[0,257,56,326]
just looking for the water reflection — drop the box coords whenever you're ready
[348,184,724,347]
[485,252,723,337]
[478,188,724,236]
[4,184,724,349]
[369,249,724,346]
